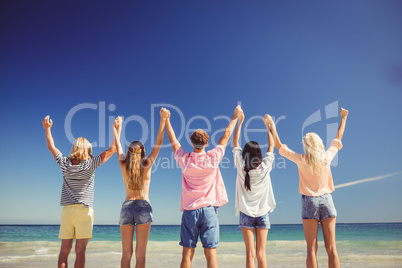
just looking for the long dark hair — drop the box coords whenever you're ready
[242,141,262,191]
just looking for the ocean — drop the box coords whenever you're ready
[1,223,401,267]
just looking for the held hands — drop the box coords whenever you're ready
[160,107,170,120]
[42,115,53,129]
[340,108,348,118]
[239,110,245,123]
[113,116,122,131]
[263,114,274,128]
[234,105,243,119]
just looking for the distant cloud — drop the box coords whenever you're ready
[335,171,402,189]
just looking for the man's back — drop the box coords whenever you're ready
[175,145,228,211]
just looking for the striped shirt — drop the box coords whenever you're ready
[55,153,102,207]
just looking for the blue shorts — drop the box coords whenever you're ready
[302,193,337,222]
[239,212,270,229]
[180,206,219,249]
[119,200,153,226]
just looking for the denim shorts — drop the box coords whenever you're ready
[239,211,270,229]
[180,206,219,249]
[119,200,153,226]
[302,193,337,222]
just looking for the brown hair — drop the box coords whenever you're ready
[190,129,210,149]
[125,141,146,190]
[70,137,93,162]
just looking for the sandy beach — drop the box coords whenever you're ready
[1,240,401,267]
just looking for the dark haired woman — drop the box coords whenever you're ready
[232,112,276,268]
[112,108,169,268]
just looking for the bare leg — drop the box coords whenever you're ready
[180,247,195,268]
[321,217,340,268]
[303,219,319,268]
[241,228,256,268]
[121,225,135,268]
[204,248,218,268]
[74,239,89,268]
[255,228,268,268]
[135,222,151,268]
[58,239,73,268]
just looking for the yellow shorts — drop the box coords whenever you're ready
[59,204,94,239]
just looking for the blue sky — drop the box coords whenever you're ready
[1,0,401,225]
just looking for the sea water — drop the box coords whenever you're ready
[1,223,401,267]
[2,223,402,242]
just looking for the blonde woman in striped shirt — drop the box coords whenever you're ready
[43,115,116,268]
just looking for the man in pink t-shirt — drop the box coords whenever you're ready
[166,105,243,268]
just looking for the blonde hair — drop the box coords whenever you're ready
[70,137,93,162]
[302,132,326,176]
[126,141,146,190]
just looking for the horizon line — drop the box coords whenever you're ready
[1,221,402,226]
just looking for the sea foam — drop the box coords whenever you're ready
[0,240,401,267]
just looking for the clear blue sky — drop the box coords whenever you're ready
[1,0,401,225]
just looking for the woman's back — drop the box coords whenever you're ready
[233,147,276,217]
[278,138,343,196]
[121,159,152,202]
[55,153,102,207]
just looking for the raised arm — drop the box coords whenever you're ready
[218,105,242,148]
[113,116,125,167]
[42,116,60,158]
[233,111,244,148]
[166,111,182,154]
[99,123,117,164]
[146,108,168,165]
[263,115,274,153]
[264,114,283,150]
[335,108,348,141]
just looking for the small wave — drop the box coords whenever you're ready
[34,246,49,255]
[0,254,56,263]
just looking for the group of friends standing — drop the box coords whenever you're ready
[43,105,349,268]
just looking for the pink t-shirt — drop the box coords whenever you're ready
[174,145,229,211]
[279,139,343,196]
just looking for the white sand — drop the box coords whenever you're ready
[1,240,401,267]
